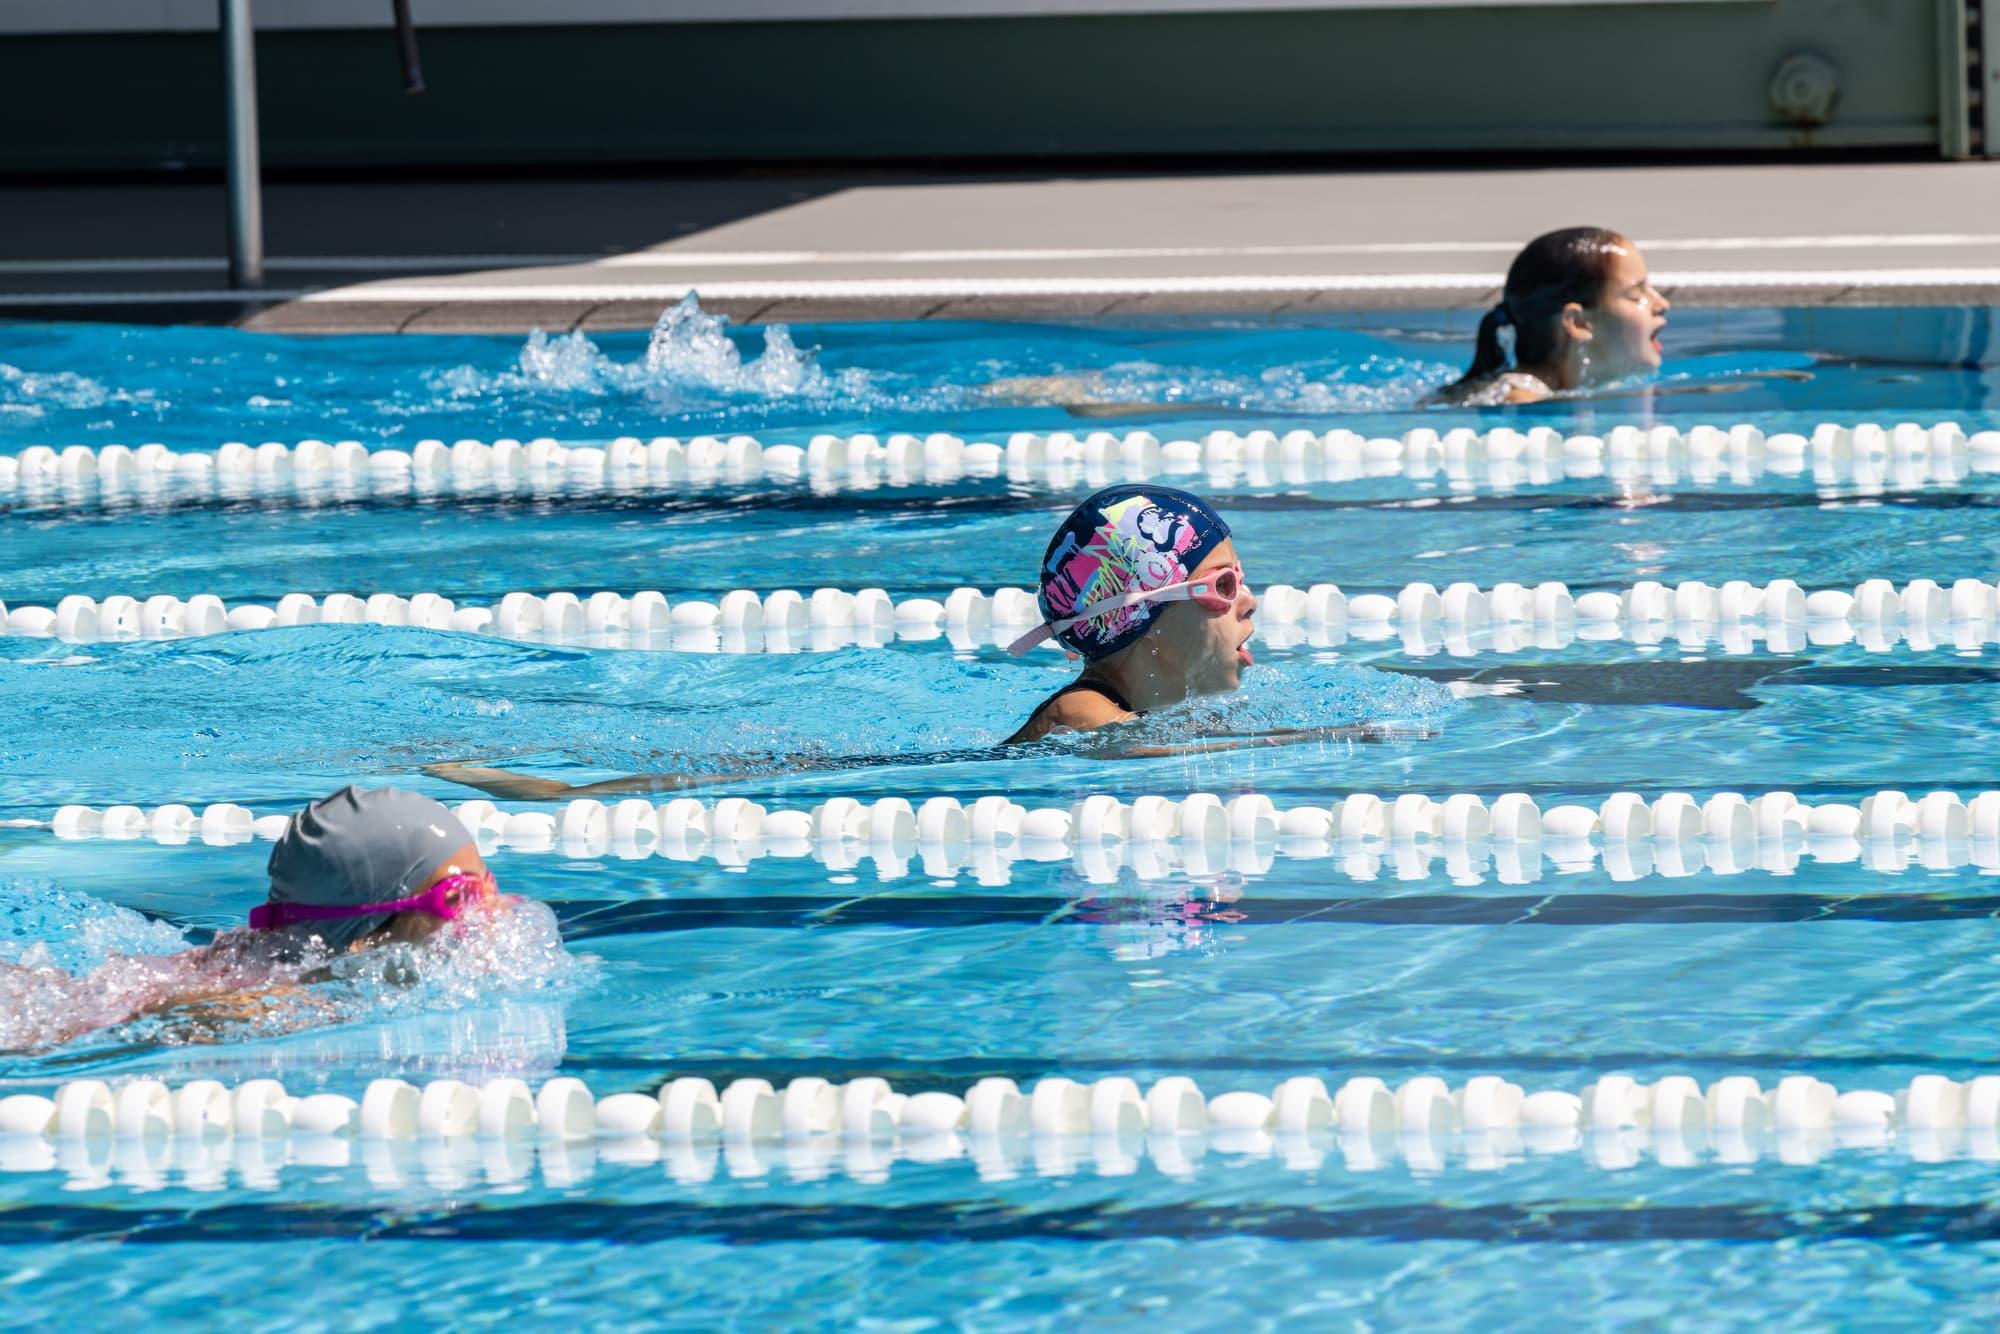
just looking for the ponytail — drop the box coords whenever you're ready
[1445,301,1514,395]
[1442,227,1624,396]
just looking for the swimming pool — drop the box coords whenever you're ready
[6,302,2000,1325]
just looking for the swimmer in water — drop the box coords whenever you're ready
[1004,484,1255,742]
[428,483,1417,801]
[0,785,508,1052]
[1431,227,1669,407]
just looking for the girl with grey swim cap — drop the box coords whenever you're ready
[253,784,501,954]
[0,786,508,1052]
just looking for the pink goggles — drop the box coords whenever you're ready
[1007,565,1244,657]
[248,870,495,931]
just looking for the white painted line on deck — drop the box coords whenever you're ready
[595,235,2000,268]
[14,264,2000,310]
[7,234,1995,280]
[302,266,2000,303]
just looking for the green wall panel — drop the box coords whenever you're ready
[0,2,1947,173]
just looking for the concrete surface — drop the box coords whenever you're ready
[7,161,2000,331]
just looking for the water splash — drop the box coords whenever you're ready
[0,880,188,973]
[0,361,158,424]
[0,887,581,1055]
[432,293,879,411]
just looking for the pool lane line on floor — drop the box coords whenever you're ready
[138,892,2000,943]
[543,892,2000,935]
[10,1199,2000,1246]
[13,488,2000,525]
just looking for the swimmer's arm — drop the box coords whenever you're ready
[1075,722,1434,759]
[1061,402,1262,422]
[126,980,332,1045]
[424,759,798,800]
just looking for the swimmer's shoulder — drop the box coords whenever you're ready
[1006,681,1137,744]
[1424,371,1553,407]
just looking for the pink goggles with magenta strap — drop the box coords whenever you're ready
[248,870,495,931]
[1007,564,1244,657]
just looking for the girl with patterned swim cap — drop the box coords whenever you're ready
[1005,484,1257,743]
[428,484,1263,798]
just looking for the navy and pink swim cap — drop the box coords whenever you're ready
[1034,484,1231,660]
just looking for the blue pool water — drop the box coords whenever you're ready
[6,304,2000,1325]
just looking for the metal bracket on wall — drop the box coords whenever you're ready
[1979,0,2000,156]
[1948,0,1998,157]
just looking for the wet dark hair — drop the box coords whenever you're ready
[1450,227,1626,391]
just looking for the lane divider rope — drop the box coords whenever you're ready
[0,1072,1991,1183]
[4,421,1995,510]
[6,575,1995,656]
[39,788,2000,883]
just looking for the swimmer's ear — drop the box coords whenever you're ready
[1559,301,1594,345]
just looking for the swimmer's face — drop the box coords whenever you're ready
[1141,539,1257,697]
[1570,238,1669,382]
[370,841,504,948]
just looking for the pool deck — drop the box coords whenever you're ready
[8,160,2000,331]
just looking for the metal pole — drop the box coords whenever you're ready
[222,0,264,288]
[392,0,426,94]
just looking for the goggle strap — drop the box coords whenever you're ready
[249,890,431,929]
[247,873,485,930]
[1005,574,1230,660]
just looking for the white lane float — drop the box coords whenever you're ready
[4,421,1993,511]
[40,787,2000,884]
[5,574,1997,658]
[5,1069,1994,1185]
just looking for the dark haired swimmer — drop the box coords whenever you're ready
[1433,227,1669,406]
[1429,226,1809,406]
[987,227,1797,418]
[0,786,512,1052]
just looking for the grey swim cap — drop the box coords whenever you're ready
[265,785,470,951]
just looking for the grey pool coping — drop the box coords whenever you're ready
[237,281,2000,335]
[9,160,2000,331]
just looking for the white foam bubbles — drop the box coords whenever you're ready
[447,294,847,409]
